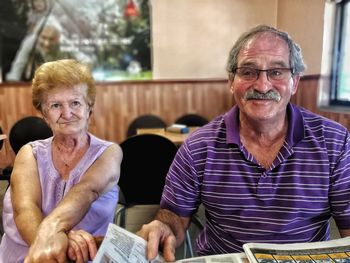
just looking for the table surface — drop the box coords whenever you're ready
[0,134,7,141]
[136,127,198,145]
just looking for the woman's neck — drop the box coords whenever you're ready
[53,133,89,152]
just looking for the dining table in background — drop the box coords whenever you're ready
[0,134,6,141]
[136,127,198,146]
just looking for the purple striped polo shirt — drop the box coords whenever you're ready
[160,103,350,255]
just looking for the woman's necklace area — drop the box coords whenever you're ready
[53,138,88,169]
[54,143,74,168]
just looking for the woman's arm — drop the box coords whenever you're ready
[25,143,123,262]
[11,144,43,245]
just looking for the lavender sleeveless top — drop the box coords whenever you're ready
[0,133,119,262]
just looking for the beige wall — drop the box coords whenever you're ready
[151,0,324,79]
[276,0,325,75]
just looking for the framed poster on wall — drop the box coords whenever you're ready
[0,0,151,82]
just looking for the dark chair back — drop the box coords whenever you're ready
[126,114,166,137]
[175,114,208,127]
[116,134,202,259]
[9,116,53,154]
[119,134,178,205]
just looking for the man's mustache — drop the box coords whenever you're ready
[243,89,281,102]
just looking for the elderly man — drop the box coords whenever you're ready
[137,25,350,261]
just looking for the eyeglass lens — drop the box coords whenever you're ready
[235,67,292,81]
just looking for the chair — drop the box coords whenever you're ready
[116,133,177,233]
[117,134,177,206]
[9,116,53,154]
[2,116,53,178]
[175,114,208,127]
[115,133,202,259]
[126,114,166,137]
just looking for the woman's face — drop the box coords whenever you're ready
[42,84,91,136]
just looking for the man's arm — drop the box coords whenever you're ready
[6,34,35,81]
[25,143,122,262]
[339,229,350,237]
[137,208,191,262]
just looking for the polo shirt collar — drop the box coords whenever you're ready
[224,105,240,145]
[286,103,305,146]
[223,103,305,146]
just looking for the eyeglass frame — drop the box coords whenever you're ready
[231,67,295,82]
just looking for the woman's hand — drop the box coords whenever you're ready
[24,231,68,263]
[67,230,98,263]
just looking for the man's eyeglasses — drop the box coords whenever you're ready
[233,67,294,82]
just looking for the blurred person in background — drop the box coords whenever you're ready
[6,18,92,82]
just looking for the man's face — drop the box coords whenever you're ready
[33,0,46,12]
[38,26,60,55]
[230,33,300,123]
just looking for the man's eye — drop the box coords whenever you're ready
[241,69,255,76]
[269,69,282,76]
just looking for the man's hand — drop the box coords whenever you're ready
[137,220,177,262]
[67,230,98,263]
[24,231,68,263]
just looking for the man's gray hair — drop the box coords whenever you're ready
[226,25,306,76]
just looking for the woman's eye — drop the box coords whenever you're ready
[50,103,60,109]
[71,101,81,108]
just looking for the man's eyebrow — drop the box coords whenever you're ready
[270,61,290,68]
[238,61,289,68]
[237,62,257,68]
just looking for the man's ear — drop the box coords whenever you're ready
[291,75,301,95]
[228,74,235,94]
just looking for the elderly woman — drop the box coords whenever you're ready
[0,59,122,262]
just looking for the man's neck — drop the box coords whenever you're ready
[239,112,288,146]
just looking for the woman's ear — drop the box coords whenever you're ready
[40,107,48,122]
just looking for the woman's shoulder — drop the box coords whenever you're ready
[88,133,122,155]
[88,133,114,146]
[28,137,53,154]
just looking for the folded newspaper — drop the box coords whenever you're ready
[243,237,350,263]
[93,223,247,263]
[93,223,350,263]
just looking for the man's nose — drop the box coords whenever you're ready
[254,71,271,93]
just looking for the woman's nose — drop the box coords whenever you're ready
[61,105,72,118]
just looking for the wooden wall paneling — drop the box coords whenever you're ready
[0,85,40,168]
[292,76,350,130]
[1,77,349,169]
